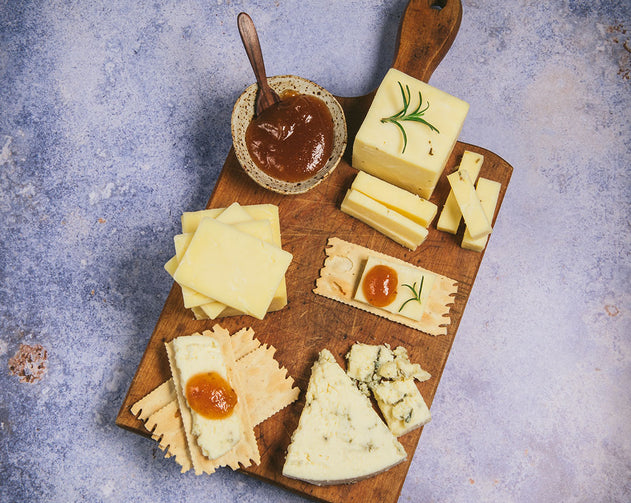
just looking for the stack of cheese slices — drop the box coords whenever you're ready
[341,171,437,250]
[164,202,292,320]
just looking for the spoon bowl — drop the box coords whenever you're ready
[237,12,280,116]
[231,75,347,195]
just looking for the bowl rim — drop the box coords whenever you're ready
[231,74,347,195]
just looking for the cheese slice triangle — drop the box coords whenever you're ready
[282,349,407,485]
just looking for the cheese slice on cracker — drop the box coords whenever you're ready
[314,237,458,336]
[132,326,298,474]
[166,326,259,475]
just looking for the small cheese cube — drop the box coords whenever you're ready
[173,219,292,320]
[437,151,485,234]
[351,170,437,227]
[353,256,435,322]
[446,170,491,240]
[461,178,501,251]
[341,189,428,250]
[352,68,469,199]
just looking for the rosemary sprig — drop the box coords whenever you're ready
[380,81,440,154]
[398,277,424,312]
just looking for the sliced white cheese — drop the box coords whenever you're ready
[352,68,469,199]
[461,177,501,251]
[341,189,428,250]
[437,151,485,234]
[282,349,407,485]
[172,334,241,460]
[353,256,435,322]
[350,170,437,227]
[446,170,491,240]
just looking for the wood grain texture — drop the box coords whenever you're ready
[116,1,513,501]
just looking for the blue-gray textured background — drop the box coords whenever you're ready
[1,1,630,501]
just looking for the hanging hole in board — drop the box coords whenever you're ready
[431,0,447,10]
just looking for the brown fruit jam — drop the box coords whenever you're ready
[245,92,334,183]
[362,265,398,307]
[185,371,238,419]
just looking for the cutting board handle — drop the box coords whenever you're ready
[392,0,462,83]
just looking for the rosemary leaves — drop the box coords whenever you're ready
[380,81,440,154]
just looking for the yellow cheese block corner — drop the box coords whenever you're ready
[352,68,469,199]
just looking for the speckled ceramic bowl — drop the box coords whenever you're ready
[231,75,347,195]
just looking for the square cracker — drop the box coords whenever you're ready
[132,326,298,473]
[143,400,192,473]
[236,344,300,426]
[314,237,458,336]
[166,325,260,475]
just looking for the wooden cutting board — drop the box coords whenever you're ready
[116,1,513,501]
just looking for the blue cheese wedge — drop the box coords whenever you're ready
[346,343,431,437]
[282,349,407,485]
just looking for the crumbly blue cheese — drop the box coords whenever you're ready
[372,379,431,437]
[172,334,241,460]
[346,343,431,437]
[282,349,407,485]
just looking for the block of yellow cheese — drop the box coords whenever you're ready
[350,170,437,227]
[461,177,501,251]
[341,189,428,250]
[352,68,469,199]
[446,170,491,240]
[173,218,292,320]
[437,151,485,234]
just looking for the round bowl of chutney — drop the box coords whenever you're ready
[231,75,347,195]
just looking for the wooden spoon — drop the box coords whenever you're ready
[237,12,281,116]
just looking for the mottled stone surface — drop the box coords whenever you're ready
[1,1,629,502]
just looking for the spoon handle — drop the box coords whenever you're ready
[237,12,280,115]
